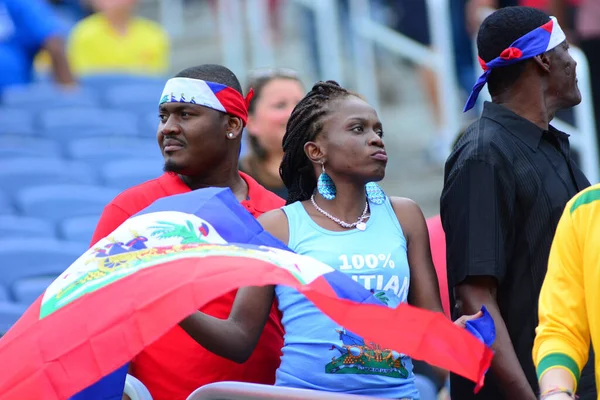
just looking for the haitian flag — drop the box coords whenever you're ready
[0,188,494,399]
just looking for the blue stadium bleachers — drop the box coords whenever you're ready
[0,108,37,136]
[0,158,96,193]
[104,83,165,112]
[0,239,86,302]
[0,74,166,333]
[60,215,101,244]
[79,74,165,91]
[0,192,15,216]
[141,111,160,138]
[39,107,141,138]
[0,136,62,158]
[0,216,55,239]
[67,136,159,165]
[16,184,120,223]
[101,158,163,190]
[2,83,100,109]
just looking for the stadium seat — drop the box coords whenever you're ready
[0,216,56,239]
[0,136,61,158]
[187,383,385,400]
[0,192,15,215]
[140,112,159,137]
[0,302,28,335]
[66,137,159,165]
[0,158,96,194]
[16,184,119,223]
[104,83,165,114]
[0,287,9,302]
[2,83,99,108]
[124,375,153,400]
[12,277,57,305]
[80,74,166,91]
[100,159,162,190]
[59,215,100,243]
[0,108,37,136]
[0,239,86,300]
[39,107,140,139]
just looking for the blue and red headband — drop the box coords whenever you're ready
[159,78,254,125]
[464,16,566,112]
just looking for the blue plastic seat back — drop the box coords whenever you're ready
[0,158,96,194]
[39,107,140,138]
[100,159,163,190]
[66,137,159,166]
[0,192,15,216]
[0,239,86,289]
[60,215,101,244]
[140,111,159,138]
[12,277,58,305]
[0,108,37,136]
[0,136,61,158]
[2,83,100,109]
[0,216,56,239]
[16,184,119,223]
[80,74,166,91]
[104,83,165,114]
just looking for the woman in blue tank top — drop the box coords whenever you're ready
[180,81,481,399]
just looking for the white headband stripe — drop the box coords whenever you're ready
[159,78,226,113]
[546,16,566,52]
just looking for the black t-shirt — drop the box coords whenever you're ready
[441,102,595,399]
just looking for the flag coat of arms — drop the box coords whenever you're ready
[0,188,494,399]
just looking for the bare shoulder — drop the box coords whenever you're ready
[389,197,427,239]
[389,196,424,219]
[257,209,290,245]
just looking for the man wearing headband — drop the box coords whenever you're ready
[89,64,285,400]
[440,6,595,400]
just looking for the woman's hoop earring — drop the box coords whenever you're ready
[317,162,336,200]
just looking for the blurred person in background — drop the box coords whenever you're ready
[90,64,285,400]
[442,6,595,399]
[240,69,305,199]
[67,0,170,77]
[0,0,75,94]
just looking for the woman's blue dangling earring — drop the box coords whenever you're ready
[366,182,385,205]
[317,162,336,200]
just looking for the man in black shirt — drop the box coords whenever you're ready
[441,6,596,400]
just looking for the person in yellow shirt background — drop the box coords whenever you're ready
[533,183,600,400]
[67,0,170,77]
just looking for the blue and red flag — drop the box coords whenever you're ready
[0,188,494,399]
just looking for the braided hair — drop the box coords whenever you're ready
[280,80,353,205]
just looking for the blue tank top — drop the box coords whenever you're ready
[275,196,419,399]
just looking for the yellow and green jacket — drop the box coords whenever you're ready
[533,184,600,389]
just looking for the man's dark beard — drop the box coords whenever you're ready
[163,159,184,173]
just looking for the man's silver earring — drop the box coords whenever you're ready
[227,132,234,139]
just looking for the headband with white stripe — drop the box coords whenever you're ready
[159,77,254,125]
[464,16,566,112]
